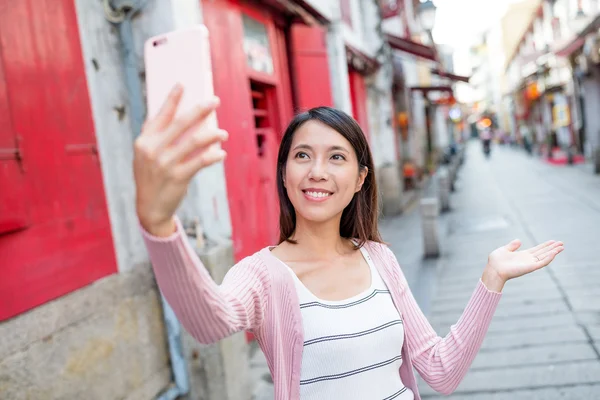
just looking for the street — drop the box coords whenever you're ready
[252,140,600,399]
[420,141,600,399]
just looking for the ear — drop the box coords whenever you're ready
[355,166,368,192]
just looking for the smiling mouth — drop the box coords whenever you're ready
[302,190,333,199]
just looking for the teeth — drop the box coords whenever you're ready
[306,191,331,198]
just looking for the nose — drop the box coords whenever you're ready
[308,159,328,181]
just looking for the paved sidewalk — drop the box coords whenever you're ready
[420,142,600,399]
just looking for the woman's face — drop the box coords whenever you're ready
[283,120,367,224]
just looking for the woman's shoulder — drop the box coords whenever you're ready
[363,240,394,258]
[236,246,290,276]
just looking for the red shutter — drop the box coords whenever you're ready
[0,51,30,234]
[349,70,370,140]
[0,0,117,321]
[290,24,334,111]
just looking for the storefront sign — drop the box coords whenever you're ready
[242,14,274,75]
[553,104,570,127]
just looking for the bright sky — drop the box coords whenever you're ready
[431,0,523,75]
[432,0,521,48]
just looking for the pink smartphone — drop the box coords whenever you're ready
[144,25,218,140]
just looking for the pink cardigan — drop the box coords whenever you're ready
[142,218,502,400]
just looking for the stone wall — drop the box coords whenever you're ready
[0,265,170,400]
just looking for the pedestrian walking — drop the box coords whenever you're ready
[133,86,565,400]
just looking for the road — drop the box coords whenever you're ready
[420,142,600,399]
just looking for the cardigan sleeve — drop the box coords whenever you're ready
[140,217,271,344]
[384,246,501,395]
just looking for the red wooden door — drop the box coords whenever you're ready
[0,0,117,320]
[202,0,294,262]
[290,24,334,110]
[349,70,370,140]
[0,45,29,234]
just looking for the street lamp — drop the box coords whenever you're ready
[418,0,437,32]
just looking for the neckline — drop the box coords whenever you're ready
[266,245,378,305]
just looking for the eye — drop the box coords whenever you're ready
[331,153,346,161]
[295,152,309,159]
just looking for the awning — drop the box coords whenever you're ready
[385,33,437,62]
[555,37,586,58]
[261,0,331,25]
[431,68,470,83]
[410,86,453,94]
[555,14,600,58]
[346,44,380,75]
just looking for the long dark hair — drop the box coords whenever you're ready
[276,107,382,247]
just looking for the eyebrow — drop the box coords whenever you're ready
[292,144,350,153]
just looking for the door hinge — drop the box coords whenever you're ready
[0,136,25,172]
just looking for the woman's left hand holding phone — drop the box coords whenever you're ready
[134,84,228,237]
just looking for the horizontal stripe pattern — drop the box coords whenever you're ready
[299,354,403,385]
[384,387,410,400]
[292,246,413,399]
[303,319,403,346]
[299,289,391,309]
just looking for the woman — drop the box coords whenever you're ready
[134,86,564,400]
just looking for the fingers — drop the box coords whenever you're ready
[160,128,228,166]
[533,244,565,270]
[158,98,220,148]
[528,240,556,254]
[532,241,563,257]
[143,84,184,134]
[176,146,227,179]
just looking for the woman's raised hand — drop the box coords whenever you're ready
[134,85,228,237]
[482,239,565,291]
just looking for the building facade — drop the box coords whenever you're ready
[504,0,600,166]
[0,0,425,399]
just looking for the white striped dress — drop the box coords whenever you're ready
[281,246,414,400]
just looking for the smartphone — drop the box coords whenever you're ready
[144,25,218,143]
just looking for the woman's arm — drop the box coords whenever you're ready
[384,247,501,395]
[386,235,563,395]
[142,217,271,344]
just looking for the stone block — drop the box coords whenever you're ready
[420,198,440,258]
[437,167,450,212]
[377,163,403,217]
[480,325,587,351]
[418,360,600,396]
[0,284,169,400]
[423,383,600,400]
[470,342,597,370]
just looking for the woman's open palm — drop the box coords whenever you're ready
[487,239,564,282]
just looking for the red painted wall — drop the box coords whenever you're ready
[0,1,117,320]
[349,70,370,141]
[290,24,334,111]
